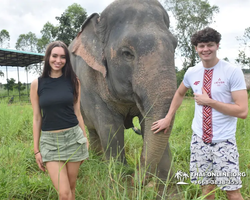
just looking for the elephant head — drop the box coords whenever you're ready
[69,0,177,182]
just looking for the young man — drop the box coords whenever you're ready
[151,27,248,200]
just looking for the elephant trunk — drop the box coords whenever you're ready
[142,116,174,177]
[140,94,175,177]
[133,47,177,178]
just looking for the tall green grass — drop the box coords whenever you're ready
[0,99,249,199]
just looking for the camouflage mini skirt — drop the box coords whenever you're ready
[40,124,89,163]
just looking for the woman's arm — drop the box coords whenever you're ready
[74,80,89,149]
[30,78,45,171]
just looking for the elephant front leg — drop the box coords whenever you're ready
[97,118,127,164]
[88,129,103,156]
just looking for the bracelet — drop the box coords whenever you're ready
[34,151,40,155]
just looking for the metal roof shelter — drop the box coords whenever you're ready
[0,48,44,66]
[0,48,44,102]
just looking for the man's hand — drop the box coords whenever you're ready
[194,87,211,106]
[151,116,171,134]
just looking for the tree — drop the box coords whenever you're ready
[175,67,185,87]
[15,32,38,52]
[15,32,41,76]
[37,22,58,53]
[55,3,88,46]
[236,27,250,71]
[26,63,43,76]
[164,0,219,71]
[4,78,16,91]
[0,29,10,48]
[14,81,26,91]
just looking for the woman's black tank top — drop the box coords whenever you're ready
[38,75,78,131]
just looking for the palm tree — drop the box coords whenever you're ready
[175,170,183,181]
[182,172,189,182]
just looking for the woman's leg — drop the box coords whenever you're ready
[66,161,82,200]
[46,161,72,200]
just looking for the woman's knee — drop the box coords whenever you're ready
[59,190,72,200]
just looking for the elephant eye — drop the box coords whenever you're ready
[121,48,135,61]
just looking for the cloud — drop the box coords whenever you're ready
[0,0,115,49]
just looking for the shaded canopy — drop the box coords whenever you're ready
[0,48,44,67]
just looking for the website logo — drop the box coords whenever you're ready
[175,170,189,185]
[214,78,225,86]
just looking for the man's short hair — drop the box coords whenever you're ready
[191,27,221,46]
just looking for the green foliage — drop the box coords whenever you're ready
[14,81,26,91]
[0,70,4,77]
[236,51,250,68]
[175,67,185,87]
[236,27,250,69]
[15,32,41,76]
[13,4,87,53]
[164,0,219,70]
[2,78,27,102]
[37,22,58,53]
[15,32,38,52]
[1,100,249,199]
[12,4,87,76]
[175,68,193,97]
[55,3,88,46]
[4,78,16,91]
[0,29,10,48]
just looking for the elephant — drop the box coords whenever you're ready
[68,0,177,184]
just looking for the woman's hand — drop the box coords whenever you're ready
[35,153,45,171]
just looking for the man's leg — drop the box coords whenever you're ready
[213,139,243,199]
[202,185,216,200]
[226,189,244,200]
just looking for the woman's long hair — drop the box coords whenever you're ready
[41,41,79,103]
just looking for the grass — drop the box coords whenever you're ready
[0,98,249,200]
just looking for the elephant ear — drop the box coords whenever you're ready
[71,13,107,77]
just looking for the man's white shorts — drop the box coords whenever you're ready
[190,133,243,191]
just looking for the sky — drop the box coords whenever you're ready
[0,0,250,84]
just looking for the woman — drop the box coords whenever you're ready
[30,41,89,200]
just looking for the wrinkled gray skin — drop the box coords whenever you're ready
[69,0,177,182]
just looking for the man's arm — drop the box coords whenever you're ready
[194,88,248,119]
[151,82,189,134]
